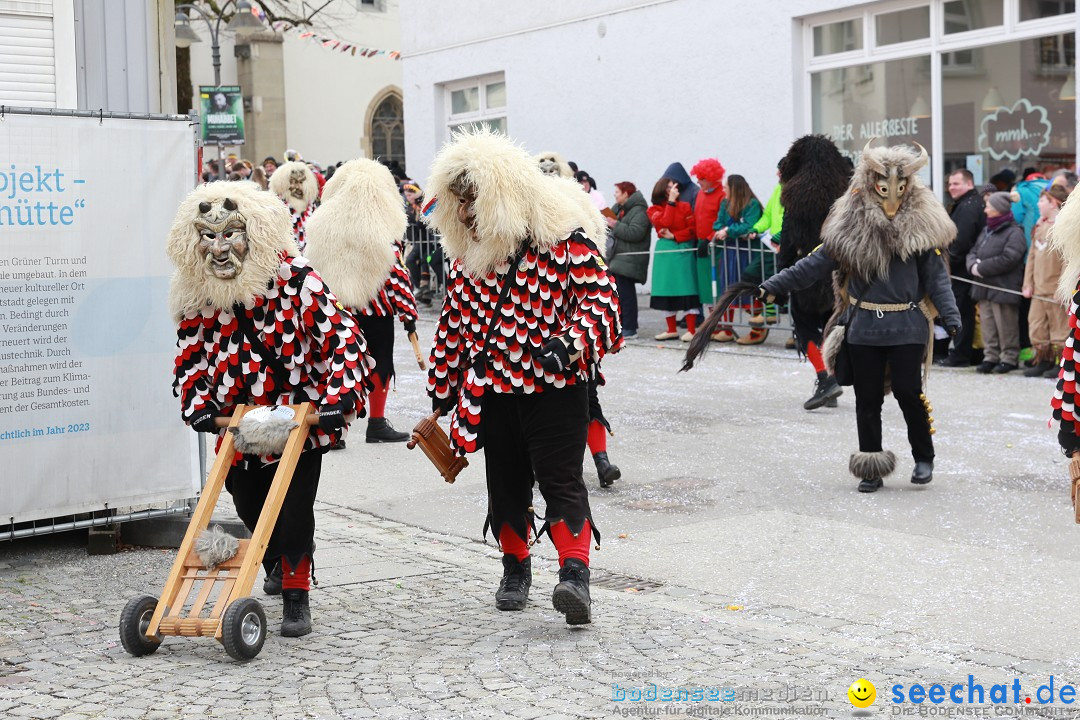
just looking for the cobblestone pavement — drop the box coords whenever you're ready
[2,503,1078,719]
[6,305,1080,718]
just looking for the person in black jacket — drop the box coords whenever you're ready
[758,142,961,494]
[938,169,986,367]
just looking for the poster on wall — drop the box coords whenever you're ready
[199,85,245,145]
[0,113,200,524]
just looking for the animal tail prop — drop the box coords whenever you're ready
[681,280,762,372]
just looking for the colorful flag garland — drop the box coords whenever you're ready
[246,5,401,60]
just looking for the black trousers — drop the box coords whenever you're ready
[790,295,827,352]
[481,384,592,543]
[355,313,395,384]
[406,241,444,287]
[848,343,933,462]
[947,278,976,362]
[225,450,322,570]
[613,274,638,335]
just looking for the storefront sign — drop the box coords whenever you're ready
[977,99,1051,161]
[199,85,245,145]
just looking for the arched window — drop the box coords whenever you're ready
[370,94,404,167]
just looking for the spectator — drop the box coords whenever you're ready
[1051,169,1078,194]
[938,169,986,367]
[250,166,269,190]
[606,181,651,338]
[647,177,698,341]
[709,174,762,342]
[967,191,1027,373]
[740,162,785,344]
[575,171,607,211]
[263,156,279,177]
[1012,167,1049,246]
[403,183,442,305]
[989,168,1016,192]
[689,159,726,312]
[662,161,702,327]
[1023,184,1071,377]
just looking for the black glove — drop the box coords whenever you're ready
[190,407,220,434]
[1059,429,1080,457]
[317,405,347,432]
[946,324,961,338]
[403,319,417,334]
[534,338,571,373]
[431,394,456,416]
[757,286,770,300]
[696,239,710,258]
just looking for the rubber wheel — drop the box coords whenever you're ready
[221,597,266,661]
[119,595,163,657]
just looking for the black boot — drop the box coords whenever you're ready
[263,560,282,596]
[552,558,592,625]
[911,460,933,485]
[494,555,531,611]
[593,452,621,488]
[804,372,843,410]
[1024,361,1055,377]
[366,417,410,443]
[280,589,312,637]
[858,477,883,493]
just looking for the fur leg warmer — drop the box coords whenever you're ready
[849,450,897,480]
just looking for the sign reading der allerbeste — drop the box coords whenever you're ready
[199,85,245,145]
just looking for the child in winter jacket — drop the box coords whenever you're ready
[1022,184,1071,377]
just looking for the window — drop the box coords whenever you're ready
[353,0,385,11]
[875,6,931,46]
[813,19,863,56]
[943,0,1004,34]
[1020,0,1075,21]
[370,94,404,167]
[445,73,507,137]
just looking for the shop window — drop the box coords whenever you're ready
[445,73,507,137]
[1019,0,1075,21]
[875,6,930,46]
[943,0,1004,34]
[812,55,933,174]
[941,35,1075,186]
[813,19,863,56]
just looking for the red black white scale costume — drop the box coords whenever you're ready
[423,129,621,624]
[305,158,420,444]
[168,181,373,637]
[270,160,319,253]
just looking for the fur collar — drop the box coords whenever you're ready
[424,128,606,277]
[167,181,295,318]
[303,159,402,309]
[821,151,954,281]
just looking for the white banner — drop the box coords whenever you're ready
[0,113,200,524]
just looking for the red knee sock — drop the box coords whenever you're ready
[369,375,388,419]
[549,519,591,567]
[499,526,530,561]
[282,556,310,591]
[665,315,677,333]
[725,308,735,324]
[686,313,697,334]
[806,341,826,374]
[587,419,607,454]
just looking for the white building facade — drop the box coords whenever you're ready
[401,0,1078,200]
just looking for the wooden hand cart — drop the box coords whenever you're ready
[119,403,317,661]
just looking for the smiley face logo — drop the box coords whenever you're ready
[848,679,876,708]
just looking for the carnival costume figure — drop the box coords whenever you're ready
[425,129,622,624]
[305,159,420,445]
[168,181,373,636]
[269,160,319,252]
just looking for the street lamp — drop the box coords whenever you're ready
[175,0,265,178]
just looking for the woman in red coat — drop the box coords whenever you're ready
[648,178,699,340]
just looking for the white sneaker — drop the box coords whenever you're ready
[654,331,679,341]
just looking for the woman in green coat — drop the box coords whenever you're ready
[709,175,763,342]
[606,182,651,338]
[647,177,699,340]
